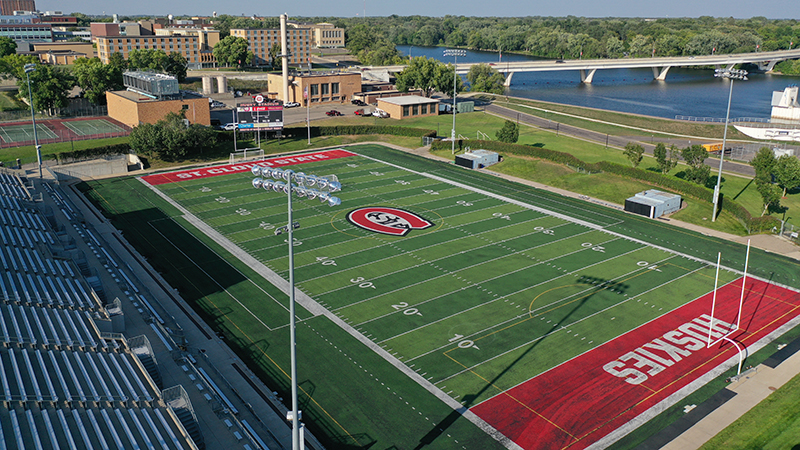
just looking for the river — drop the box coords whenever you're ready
[396,45,800,121]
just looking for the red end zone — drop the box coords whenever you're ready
[470,278,800,450]
[140,149,356,185]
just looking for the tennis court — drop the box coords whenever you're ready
[0,122,57,143]
[62,119,125,136]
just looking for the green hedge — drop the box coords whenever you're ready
[433,139,780,234]
[52,143,132,165]
[282,125,436,139]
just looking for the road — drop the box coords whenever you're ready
[484,103,757,178]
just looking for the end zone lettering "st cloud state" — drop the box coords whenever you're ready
[603,314,737,385]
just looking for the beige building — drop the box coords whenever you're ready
[106,90,210,127]
[96,32,216,69]
[289,22,344,48]
[266,72,361,105]
[377,96,440,120]
[30,41,92,64]
[230,27,312,66]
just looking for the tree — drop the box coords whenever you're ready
[0,53,37,79]
[750,146,777,180]
[269,43,282,69]
[774,154,800,197]
[623,142,644,167]
[654,142,678,174]
[681,145,710,184]
[496,120,519,143]
[466,63,505,94]
[0,37,16,58]
[397,57,445,97]
[73,57,116,105]
[129,112,217,161]
[162,53,188,82]
[212,36,254,68]
[128,49,169,71]
[13,63,75,113]
[755,177,781,216]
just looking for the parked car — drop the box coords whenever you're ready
[284,102,301,108]
[351,99,367,106]
[372,109,389,118]
[221,123,237,131]
[354,108,367,116]
[326,110,343,116]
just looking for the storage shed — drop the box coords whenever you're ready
[624,190,682,218]
[454,149,500,169]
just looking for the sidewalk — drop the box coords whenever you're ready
[661,344,800,450]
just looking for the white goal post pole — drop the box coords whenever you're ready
[707,252,722,348]
[737,239,751,330]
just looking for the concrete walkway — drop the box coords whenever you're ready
[661,347,800,450]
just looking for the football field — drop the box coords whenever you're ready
[135,146,800,449]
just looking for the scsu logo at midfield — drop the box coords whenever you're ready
[347,207,434,236]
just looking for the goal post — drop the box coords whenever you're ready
[229,148,265,164]
[706,240,752,375]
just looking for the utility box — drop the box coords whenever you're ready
[455,149,499,169]
[457,101,474,113]
[624,189,681,218]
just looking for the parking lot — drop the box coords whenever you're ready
[209,99,386,128]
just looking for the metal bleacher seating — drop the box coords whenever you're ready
[0,171,199,449]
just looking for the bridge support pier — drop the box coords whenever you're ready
[580,68,597,83]
[758,60,779,72]
[503,71,514,87]
[651,66,671,80]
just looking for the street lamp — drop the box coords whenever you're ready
[711,68,747,222]
[250,166,342,450]
[24,63,42,178]
[443,49,466,154]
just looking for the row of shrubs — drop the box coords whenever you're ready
[284,125,437,139]
[49,143,132,165]
[432,139,780,234]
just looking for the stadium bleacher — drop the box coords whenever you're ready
[0,171,200,450]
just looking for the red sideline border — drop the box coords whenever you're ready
[470,277,800,450]
[141,149,356,185]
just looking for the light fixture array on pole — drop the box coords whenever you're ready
[250,166,342,450]
[443,49,466,154]
[24,63,42,178]
[711,68,747,222]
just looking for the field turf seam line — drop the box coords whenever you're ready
[358,230,617,329]
[439,262,713,391]
[148,220,284,331]
[312,217,572,296]
[400,244,653,361]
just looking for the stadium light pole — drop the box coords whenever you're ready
[24,63,42,178]
[444,49,466,154]
[250,167,342,450]
[711,68,747,222]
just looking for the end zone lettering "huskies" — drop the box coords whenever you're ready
[603,314,737,385]
[347,207,434,236]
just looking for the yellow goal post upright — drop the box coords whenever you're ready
[706,239,752,375]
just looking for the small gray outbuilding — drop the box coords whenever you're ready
[454,149,500,169]
[624,190,682,218]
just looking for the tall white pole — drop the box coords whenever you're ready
[286,170,300,450]
[25,65,41,178]
[707,252,722,347]
[280,14,289,104]
[737,239,751,330]
[451,53,457,154]
[712,79,733,222]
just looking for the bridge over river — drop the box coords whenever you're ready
[362,48,800,86]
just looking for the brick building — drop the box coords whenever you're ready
[0,0,35,15]
[230,27,312,66]
[106,90,210,128]
[377,96,440,120]
[266,72,361,105]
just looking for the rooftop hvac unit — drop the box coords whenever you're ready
[123,71,180,99]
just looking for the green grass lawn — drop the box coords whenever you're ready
[699,371,800,450]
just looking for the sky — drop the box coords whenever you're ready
[37,0,799,20]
